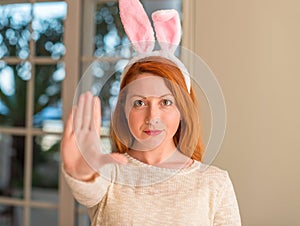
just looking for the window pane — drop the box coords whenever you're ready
[31,135,59,202]
[0,63,28,127]
[33,2,67,58]
[0,205,23,226]
[0,134,24,199]
[94,2,131,57]
[0,4,31,59]
[33,64,64,128]
[30,207,57,226]
[81,59,128,127]
[0,2,67,59]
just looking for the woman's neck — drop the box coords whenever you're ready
[127,142,176,165]
[127,141,193,168]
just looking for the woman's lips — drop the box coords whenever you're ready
[143,130,163,136]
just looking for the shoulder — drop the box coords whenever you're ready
[191,162,232,190]
[202,165,229,179]
[194,162,229,178]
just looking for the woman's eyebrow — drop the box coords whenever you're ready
[128,95,147,99]
[129,93,173,99]
[160,93,174,98]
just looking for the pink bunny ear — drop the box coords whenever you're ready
[119,0,155,53]
[152,9,181,53]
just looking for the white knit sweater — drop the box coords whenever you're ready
[63,153,241,226]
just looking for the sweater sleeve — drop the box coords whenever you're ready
[213,172,242,226]
[61,165,111,208]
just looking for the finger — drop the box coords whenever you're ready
[74,94,85,130]
[64,107,75,137]
[82,92,93,130]
[61,108,76,162]
[91,96,101,136]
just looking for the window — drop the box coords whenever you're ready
[0,1,67,226]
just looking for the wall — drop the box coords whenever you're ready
[192,0,300,225]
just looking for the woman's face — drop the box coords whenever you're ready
[124,73,181,151]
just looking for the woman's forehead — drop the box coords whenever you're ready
[125,74,172,97]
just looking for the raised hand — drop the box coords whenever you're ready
[61,92,127,181]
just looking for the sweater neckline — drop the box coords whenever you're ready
[123,152,201,174]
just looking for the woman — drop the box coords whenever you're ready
[61,56,241,225]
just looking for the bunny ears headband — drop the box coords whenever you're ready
[119,0,191,93]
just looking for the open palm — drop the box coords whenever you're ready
[61,92,127,181]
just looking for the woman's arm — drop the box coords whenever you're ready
[61,165,110,208]
[61,92,127,207]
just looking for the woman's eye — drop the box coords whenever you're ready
[133,100,145,107]
[162,99,173,106]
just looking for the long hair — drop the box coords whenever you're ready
[110,56,204,161]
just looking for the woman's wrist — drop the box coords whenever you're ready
[63,164,99,182]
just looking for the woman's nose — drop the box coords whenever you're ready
[145,103,161,122]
